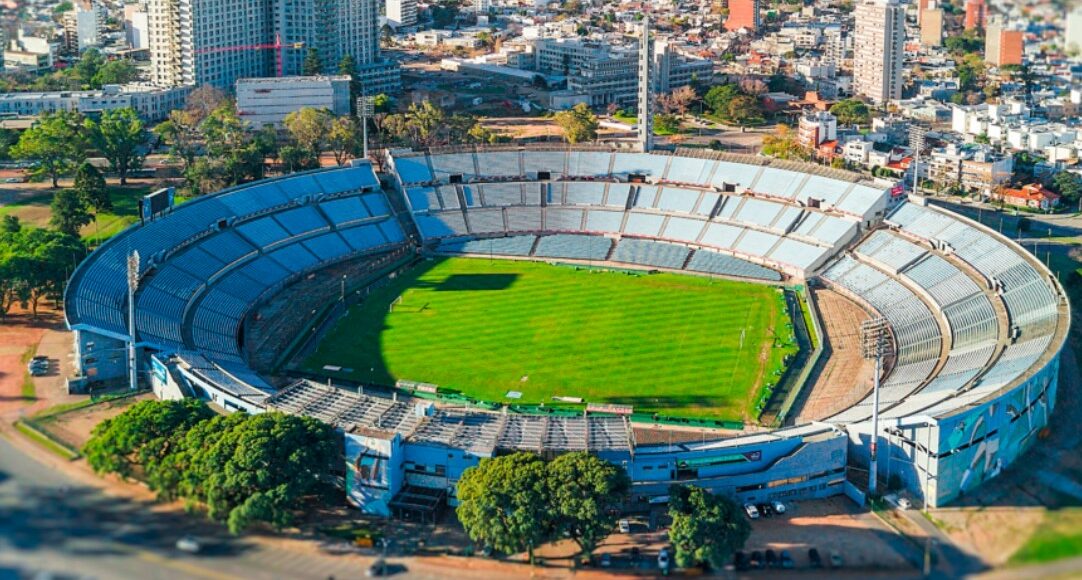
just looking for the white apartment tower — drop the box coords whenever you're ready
[386,0,417,27]
[852,0,905,105]
[638,17,653,152]
[149,0,384,91]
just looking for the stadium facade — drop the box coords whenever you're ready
[65,147,1068,515]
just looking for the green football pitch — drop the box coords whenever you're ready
[301,257,797,422]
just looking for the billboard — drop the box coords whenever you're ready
[142,187,175,221]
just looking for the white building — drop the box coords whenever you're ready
[236,76,351,127]
[148,0,398,94]
[1068,4,1082,55]
[386,0,417,28]
[852,0,905,105]
[0,84,192,122]
[75,0,107,51]
[798,110,838,148]
[4,30,57,71]
[125,4,151,50]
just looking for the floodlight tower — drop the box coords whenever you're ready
[127,250,140,391]
[637,16,654,152]
[861,316,891,495]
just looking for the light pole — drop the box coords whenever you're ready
[862,317,890,496]
[126,251,140,392]
[357,94,375,160]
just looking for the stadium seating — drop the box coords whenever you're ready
[611,239,690,270]
[534,234,612,261]
[438,236,537,256]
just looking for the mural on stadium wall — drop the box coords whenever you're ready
[932,355,1059,506]
[345,432,402,517]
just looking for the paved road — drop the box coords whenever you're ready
[0,434,379,580]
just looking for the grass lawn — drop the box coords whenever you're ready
[1009,508,1082,565]
[0,184,176,244]
[302,257,796,421]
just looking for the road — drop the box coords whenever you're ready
[0,434,378,580]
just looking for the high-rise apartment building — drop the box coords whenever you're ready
[852,0,905,105]
[148,0,397,93]
[920,7,944,47]
[1065,4,1082,54]
[985,20,1023,67]
[964,0,985,30]
[724,0,759,33]
[386,0,417,27]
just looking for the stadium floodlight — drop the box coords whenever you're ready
[127,250,140,391]
[861,317,890,496]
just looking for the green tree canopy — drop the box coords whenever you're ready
[302,48,323,76]
[829,99,871,127]
[177,412,337,533]
[456,452,552,561]
[11,110,86,187]
[704,83,740,117]
[83,399,215,486]
[668,485,750,570]
[727,95,763,127]
[553,103,599,144]
[91,59,139,88]
[49,188,93,237]
[0,226,83,317]
[86,107,148,185]
[73,162,110,212]
[546,452,630,558]
[283,107,333,158]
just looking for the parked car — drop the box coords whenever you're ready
[757,503,774,517]
[780,550,795,569]
[744,504,760,519]
[733,551,749,571]
[366,558,387,577]
[897,497,912,510]
[600,554,612,568]
[771,500,786,514]
[765,549,777,568]
[749,551,763,569]
[808,548,823,568]
[175,535,201,554]
[658,548,670,571]
[830,551,844,568]
[618,519,631,534]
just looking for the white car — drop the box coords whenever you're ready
[897,497,912,510]
[744,504,760,519]
[771,500,786,514]
[618,519,631,534]
[175,535,201,553]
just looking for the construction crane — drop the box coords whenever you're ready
[194,34,306,77]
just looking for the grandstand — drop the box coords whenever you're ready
[64,148,1068,515]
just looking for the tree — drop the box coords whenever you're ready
[0,227,83,317]
[184,86,229,125]
[2,215,20,233]
[91,59,138,88]
[727,95,763,127]
[829,99,871,127]
[73,162,110,212]
[11,110,85,187]
[337,54,363,113]
[456,452,552,561]
[50,188,93,237]
[83,399,216,490]
[284,107,333,162]
[177,412,337,533]
[704,84,739,117]
[72,49,106,87]
[546,452,630,559]
[761,124,809,161]
[327,117,359,165]
[1052,171,1081,205]
[87,108,147,185]
[154,109,202,174]
[553,103,599,144]
[668,485,750,570]
[302,48,323,76]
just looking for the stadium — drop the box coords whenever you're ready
[65,146,1069,519]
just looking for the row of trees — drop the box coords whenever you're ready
[11,108,148,187]
[456,451,750,570]
[0,219,84,319]
[84,399,337,533]
[703,83,764,127]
